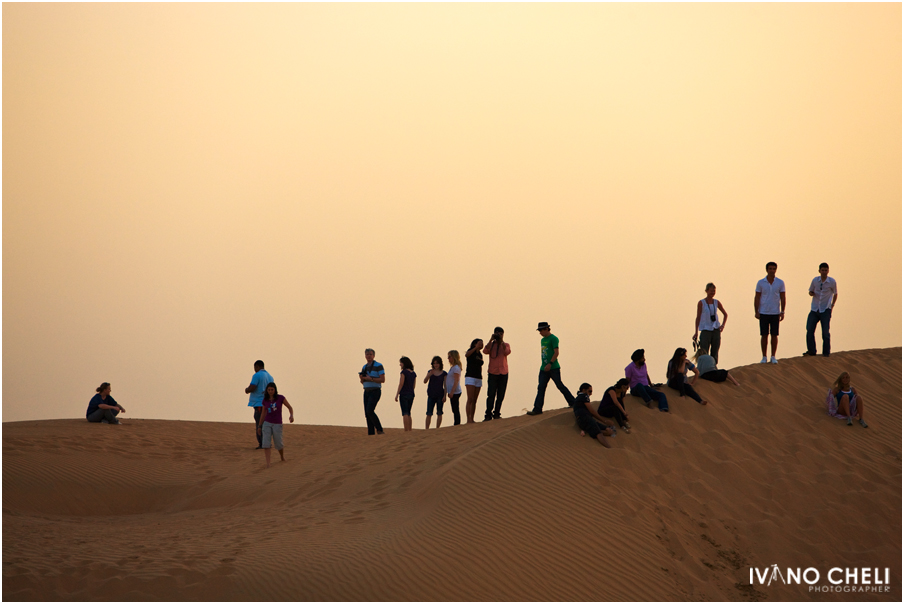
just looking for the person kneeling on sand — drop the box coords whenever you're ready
[598,378,631,433]
[827,372,868,428]
[691,349,740,386]
[573,383,615,448]
[257,383,295,468]
[86,382,126,424]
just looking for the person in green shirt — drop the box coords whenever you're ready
[527,322,576,415]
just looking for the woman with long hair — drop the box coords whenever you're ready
[257,382,295,468]
[666,347,708,405]
[445,350,463,425]
[464,338,484,424]
[830,372,868,427]
[598,378,631,433]
[394,356,417,432]
[423,356,447,429]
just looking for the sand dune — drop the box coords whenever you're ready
[3,348,901,601]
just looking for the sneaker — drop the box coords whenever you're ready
[482,417,493,422]
[111,419,121,425]
[770,356,778,364]
[760,357,768,364]
[101,419,109,424]
[803,351,816,357]
[859,419,869,428]
[846,417,853,426]
[526,410,542,416]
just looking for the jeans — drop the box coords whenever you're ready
[363,389,384,435]
[630,384,669,411]
[598,402,628,428]
[252,406,263,446]
[532,368,575,413]
[485,373,509,420]
[426,396,444,416]
[806,308,832,356]
[86,408,120,423]
[449,392,462,425]
[667,376,703,404]
[698,329,721,364]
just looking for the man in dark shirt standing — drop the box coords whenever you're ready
[527,322,576,415]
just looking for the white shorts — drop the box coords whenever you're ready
[464,377,483,388]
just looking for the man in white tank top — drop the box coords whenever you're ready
[694,283,728,364]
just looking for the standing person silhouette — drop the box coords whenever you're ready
[693,283,728,364]
[754,262,786,364]
[245,360,273,448]
[805,262,838,357]
[527,322,575,415]
[483,327,511,421]
[359,348,385,435]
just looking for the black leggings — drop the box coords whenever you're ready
[449,392,462,425]
[667,376,703,403]
[598,403,628,428]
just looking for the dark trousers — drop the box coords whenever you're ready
[806,308,832,356]
[363,389,384,435]
[485,374,509,420]
[701,370,729,383]
[667,376,703,403]
[253,407,263,446]
[598,403,628,428]
[86,408,120,423]
[449,392,462,425]
[532,368,575,413]
[630,384,669,411]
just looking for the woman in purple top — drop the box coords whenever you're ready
[625,349,669,412]
[423,356,447,430]
[395,357,417,432]
[257,383,295,468]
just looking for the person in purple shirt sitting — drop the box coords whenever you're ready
[625,349,669,412]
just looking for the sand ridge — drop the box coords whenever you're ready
[3,348,901,601]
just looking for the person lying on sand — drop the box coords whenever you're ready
[691,349,740,386]
[85,382,125,424]
[829,372,868,428]
[573,383,615,448]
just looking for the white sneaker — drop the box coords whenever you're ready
[770,356,778,364]
[760,357,768,364]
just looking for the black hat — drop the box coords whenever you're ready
[537,322,551,331]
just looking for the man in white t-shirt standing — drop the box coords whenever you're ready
[754,262,786,364]
[805,262,838,357]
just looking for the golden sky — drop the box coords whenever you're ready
[4,3,901,428]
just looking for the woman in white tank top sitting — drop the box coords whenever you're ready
[694,283,728,364]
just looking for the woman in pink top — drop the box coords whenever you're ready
[483,327,511,421]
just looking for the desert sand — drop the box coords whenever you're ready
[3,348,901,601]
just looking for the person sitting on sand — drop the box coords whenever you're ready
[625,349,669,412]
[666,348,709,405]
[828,371,868,428]
[257,383,294,468]
[85,382,126,424]
[573,383,614,448]
[691,349,740,386]
[395,356,416,432]
[423,356,447,430]
[598,378,631,433]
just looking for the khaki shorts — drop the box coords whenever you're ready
[262,422,283,450]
